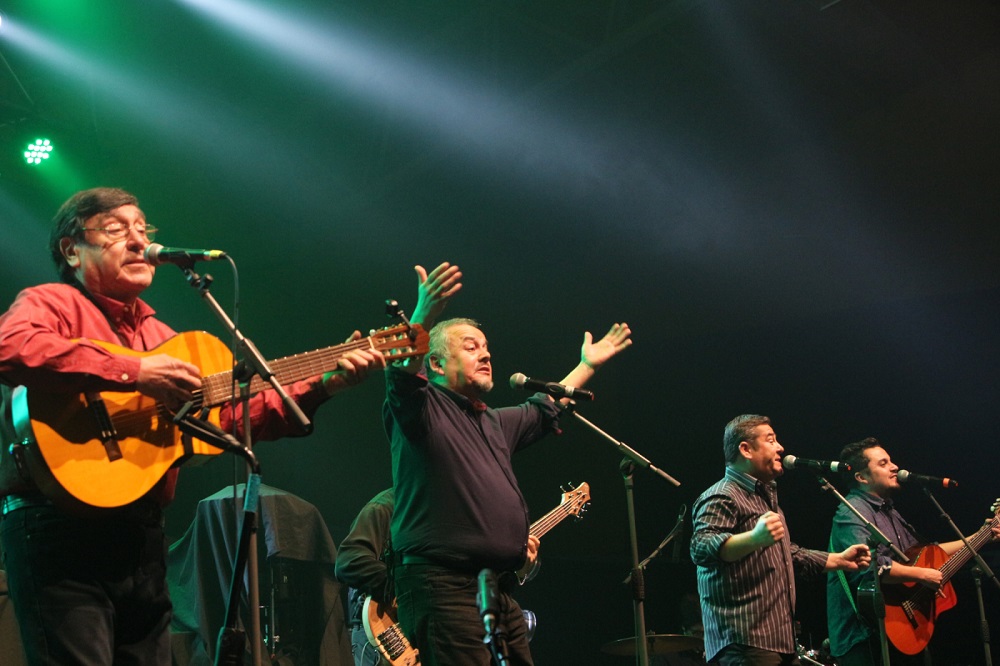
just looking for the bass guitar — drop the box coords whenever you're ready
[858,499,1000,655]
[11,324,427,511]
[362,482,592,665]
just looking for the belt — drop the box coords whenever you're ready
[0,494,161,524]
[400,554,480,572]
[1,493,52,516]
[399,554,445,567]
[398,554,491,577]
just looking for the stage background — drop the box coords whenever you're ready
[2,1,999,663]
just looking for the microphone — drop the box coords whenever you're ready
[897,469,958,488]
[477,568,500,638]
[144,243,227,266]
[509,373,594,401]
[782,455,852,474]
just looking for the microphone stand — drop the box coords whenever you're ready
[922,488,1000,593]
[174,262,312,666]
[485,622,510,666]
[811,474,907,666]
[921,488,999,666]
[972,566,993,666]
[623,505,686,584]
[558,402,681,666]
[479,568,510,666]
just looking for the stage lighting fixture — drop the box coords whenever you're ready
[23,137,54,165]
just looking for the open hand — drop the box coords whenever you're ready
[411,262,463,327]
[581,322,632,370]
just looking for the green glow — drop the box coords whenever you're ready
[23,138,54,166]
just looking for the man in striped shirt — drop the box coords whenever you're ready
[691,414,871,666]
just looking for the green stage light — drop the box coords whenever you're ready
[23,138,54,166]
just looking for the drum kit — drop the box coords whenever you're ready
[601,634,705,662]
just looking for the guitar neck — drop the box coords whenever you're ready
[529,503,576,539]
[198,326,425,407]
[200,338,374,406]
[938,515,999,584]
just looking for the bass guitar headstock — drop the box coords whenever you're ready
[559,481,591,520]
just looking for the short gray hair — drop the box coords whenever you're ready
[426,317,481,368]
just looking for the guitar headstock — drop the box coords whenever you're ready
[982,499,1000,537]
[369,323,429,360]
[559,482,591,520]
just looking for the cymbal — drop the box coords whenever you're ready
[602,634,704,656]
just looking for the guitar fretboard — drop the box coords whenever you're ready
[529,485,589,538]
[200,337,381,406]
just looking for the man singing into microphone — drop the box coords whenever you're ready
[383,263,631,665]
[690,414,871,666]
[0,187,386,664]
[826,437,1000,666]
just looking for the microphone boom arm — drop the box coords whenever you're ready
[563,404,680,486]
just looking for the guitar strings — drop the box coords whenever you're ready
[199,334,419,405]
[905,517,998,609]
[531,502,582,538]
[103,327,419,442]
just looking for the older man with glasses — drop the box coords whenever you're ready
[0,187,386,665]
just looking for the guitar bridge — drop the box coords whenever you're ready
[376,625,411,661]
[84,392,123,462]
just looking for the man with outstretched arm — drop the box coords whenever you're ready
[382,261,632,665]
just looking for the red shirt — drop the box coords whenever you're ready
[0,282,330,504]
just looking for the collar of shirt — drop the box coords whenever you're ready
[88,291,157,329]
[724,465,776,498]
[433,381,488,415]
[847,487,892,512]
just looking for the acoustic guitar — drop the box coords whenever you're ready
[362,482,592,665]
[858,500,999,655]
[10,324,427,511]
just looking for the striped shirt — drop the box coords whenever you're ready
[690,466,828,661]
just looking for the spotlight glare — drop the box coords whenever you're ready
[23,138,55,166]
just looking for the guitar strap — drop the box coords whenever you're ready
[383,536,396,604]
[831,534,862,618]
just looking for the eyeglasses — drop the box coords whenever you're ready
[81,221,158,242]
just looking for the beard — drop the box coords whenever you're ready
[473,377,494,393]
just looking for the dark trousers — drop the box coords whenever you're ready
[395,563,533,666]
[350,624,381,666]
[715,644,801,666]
[0,503,171,666]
